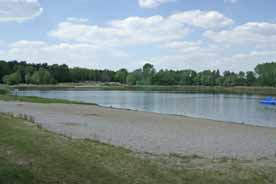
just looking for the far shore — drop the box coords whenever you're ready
[11,83,276,96]
[1,99,276,160]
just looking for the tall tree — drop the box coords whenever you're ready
[142,63,155,85]
[127,69,143,85]
[255,62,276,86]
[246,71,257,86]
[115,69,128,84]
[49,64,71,82]
[0,61,11,83]
[31,69,56,84]
[3,71,22,85]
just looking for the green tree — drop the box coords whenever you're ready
[0,61,11,82]
[126,74,137,85]
[127,69,143,85]
[153,70,176,85]
[246,71,257,86]
[49,64,71,82]
[237,71,246,86]
[195,70,218,86]
[2,75,8,84]
[222,71,239,86]
[3,71,22,85]
[115,69,128,84]
[99,70,112,82]
[31,69,56,84]
[24,73,32,84]
[70,67,89,82]
[255,62,276,86]
[142,63,155,85]
[178,70,197,85]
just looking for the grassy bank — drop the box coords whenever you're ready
[0,115,276,184]
[0,84,96,105]
[0,94,96,105]
[14,83,276,96]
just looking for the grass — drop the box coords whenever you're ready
[14,83,276,96]
[0,115,276,184]
[0,85,96,105]
[0,94,96,105]
[0,94,94,105]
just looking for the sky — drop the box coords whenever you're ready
[0,0,276,72]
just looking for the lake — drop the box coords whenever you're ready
[15,90,276,128]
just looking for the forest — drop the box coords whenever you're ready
[0,60,276,87]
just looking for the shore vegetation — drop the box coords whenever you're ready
[1,114,276,184]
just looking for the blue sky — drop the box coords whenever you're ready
[0,0,276,72]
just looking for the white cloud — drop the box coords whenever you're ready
[2,38,275,72]
[1,8,273,72]
[224,0,238,3]
[1,40,130,69]
[49,10,233,47]
[220,50,276,71]
[0,0,43,22]
[49,15,190,46]
[162,41,203,53]
[10,40,47,48]
[66,17,89,23]
[151,49,276,72]
[169,10,234,29]
[151,52,221,71]
[138,0,235,8]
[204,22,276,49]
[138,0,175,8]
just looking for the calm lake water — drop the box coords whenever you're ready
[16,90,276,128]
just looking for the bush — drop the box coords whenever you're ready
[30,70,56,84]
[0,87,10,95]
[2,72,22,85]
[2,75,8,84]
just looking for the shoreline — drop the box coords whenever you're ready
[12,84,276,96]
[0,94,276,128]
[97,104,276,129]
[8,93,275,129]
[2,92,274,129]
[1,100,276,160]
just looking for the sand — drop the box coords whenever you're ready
[1,100,276,160]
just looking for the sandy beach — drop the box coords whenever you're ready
[1,100,276,160]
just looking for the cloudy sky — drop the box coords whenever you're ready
[0,0,275,72]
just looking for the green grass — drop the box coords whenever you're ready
[14,83,276,96]
[0,95,96,105]
[0,115,276,184]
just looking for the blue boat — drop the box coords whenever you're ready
[260,97,276,105]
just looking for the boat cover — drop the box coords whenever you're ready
[260,97,276,105]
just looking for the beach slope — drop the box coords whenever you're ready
[0,101,276,160]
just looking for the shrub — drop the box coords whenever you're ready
[0,87,10,95]
[2,72,22,85]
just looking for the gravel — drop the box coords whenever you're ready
[1,101,276,160]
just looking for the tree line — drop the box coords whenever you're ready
[0,60,276,87]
